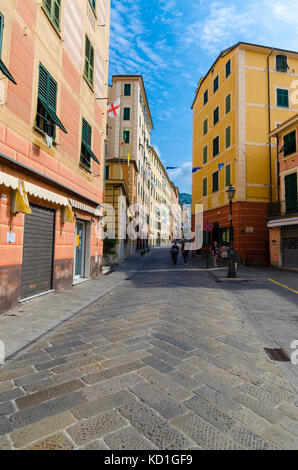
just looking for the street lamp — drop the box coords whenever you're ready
[226,184,236,278]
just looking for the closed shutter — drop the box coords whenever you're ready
[21,205,55,299]
[282,226,298,267]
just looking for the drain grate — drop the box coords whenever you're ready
[264,348,291,362]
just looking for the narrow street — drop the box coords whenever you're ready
[0,248,297,450]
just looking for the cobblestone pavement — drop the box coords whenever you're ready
[0,249,297,450]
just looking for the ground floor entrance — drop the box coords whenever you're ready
[282,225,298,267]
[74,220,86,280]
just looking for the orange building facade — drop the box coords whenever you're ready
[0,0,110,313]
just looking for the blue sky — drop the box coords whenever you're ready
[109,0,298,194]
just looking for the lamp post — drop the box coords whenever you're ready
[226,184,236,278]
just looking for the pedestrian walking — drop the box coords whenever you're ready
[183,246,189,265]
[221,243,229,266]
[212,241,219,267]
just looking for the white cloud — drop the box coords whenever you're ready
[167,161,192,192]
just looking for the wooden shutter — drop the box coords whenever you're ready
[38,65,48,101]
[203,146,208,164]
[285,173,297,213]
[226,126,231,148]
[82,118,92,146]
[53,0,61,29]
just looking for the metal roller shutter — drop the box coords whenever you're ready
[21,204,55,300]
[282,226,298,267]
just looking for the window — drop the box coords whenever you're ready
[204,90,208,105]
[36,64,67,138]
[203,145,208,164]
[123,130,130,144]
[203,177,207,197]
[213,136,219,157]
[0,14,16,84]
[226,59,231,78]
[285,173,297,213]
[282,130,296,157]
[81,118,99,169]
[276,55,289,73]
[226,94,231,114]
[213,76,219,93]
[124,84,131,96]
[226,164,231,187]
[212,171,219,192]
[277,88,289,108]
[226,126,231,148]
[42,0,61,31]
[105,165,110,180]
[84,36,94,88]
[124,107,130,120]
[213,107,219,125]
[203,118,208,135]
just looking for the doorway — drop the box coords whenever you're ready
[74,220,86,280]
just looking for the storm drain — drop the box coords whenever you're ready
[264,348,291,362]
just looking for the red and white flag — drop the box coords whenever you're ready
[107,98,121,118]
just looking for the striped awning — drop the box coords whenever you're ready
[0,171,69,207]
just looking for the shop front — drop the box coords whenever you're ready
[268,218,298,268]
[0,169,103,314]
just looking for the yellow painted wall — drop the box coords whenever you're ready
[192,43,298,214]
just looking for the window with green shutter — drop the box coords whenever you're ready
[105,165,110,180]
[203,118,208,135]
[226,59,231,78]
[226,126,231,148]
[226,164,231,187]
[212,171,219,192]
[213,107,219,125]
[42,0,61,31]
[276,55,289,73]
[36,64,57,138]
[123,130,130,144]
[124,108,130,120]
[213,76,219,93]
[84,35,94,88]
[285,173,297,213]
[213,136,219,157]
[277,88,289,108]
[282,130,296,157]
[203,177,207,197]
[81,118,100,169]
[203,146,208,164]
[226,94,231,114]
[204,90,208,105]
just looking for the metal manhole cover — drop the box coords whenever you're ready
[264,348,290,362]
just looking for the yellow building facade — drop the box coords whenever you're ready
[192,42,298,264]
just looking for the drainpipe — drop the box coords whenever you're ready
[267,49,274,210]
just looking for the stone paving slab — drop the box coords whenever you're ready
[0,249,297,450]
